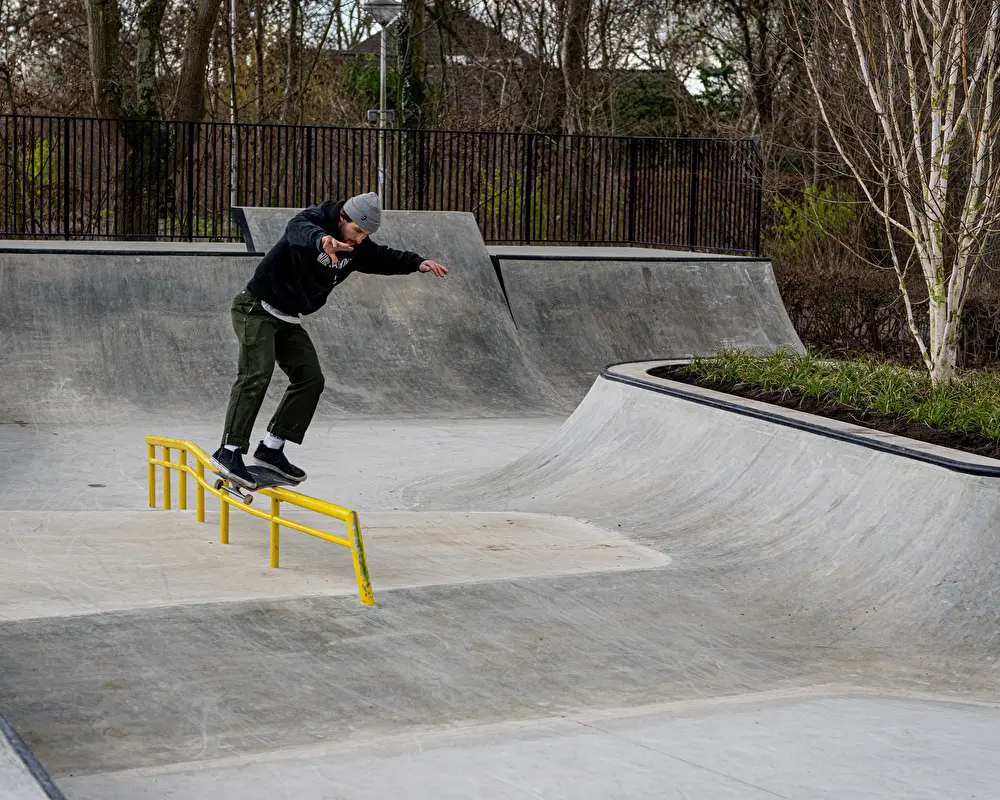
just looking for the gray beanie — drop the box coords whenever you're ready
[344,192,381,234]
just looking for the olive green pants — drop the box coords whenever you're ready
[222,290,325,452]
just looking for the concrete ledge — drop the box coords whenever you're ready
[0,510,669,621]
[488,245,768,262]
[0,240,252,256]
[604,360,1000,477]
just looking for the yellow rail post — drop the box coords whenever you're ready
[270,498,280,567]
[348,511,374,606]
[144,435,375,605]
[195,461,205,523]
[220,493,230,544]
[163,447,171,510]
[147,443,156,508]
[179,450,188,511]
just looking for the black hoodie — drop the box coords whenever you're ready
[246,199,424,316]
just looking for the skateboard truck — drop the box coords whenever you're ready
[214,476,255,505]
[211,464,302,506]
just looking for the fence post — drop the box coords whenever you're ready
[186,122,196,241]
[63,117,71,239]
[521,133,535,244]
[10,116,18,235]
[627,138,639,245]
[417,130,427,209]
[687,140,700,251]
[304,126,313,206]
[751,139,763,257]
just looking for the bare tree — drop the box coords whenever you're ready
[795,0,1000,384]
[280,0,300,122]
[173,0,226,120]
[397,0,428,128]
[295,0,340,122]
[137,0,170,117]
[254,0,267,120]
[561,0,591,133]
[85,0,125,117]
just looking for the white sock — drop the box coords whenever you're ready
[263,433,285,450]
[224,444,239,452]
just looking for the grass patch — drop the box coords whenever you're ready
[651,350,1000,450]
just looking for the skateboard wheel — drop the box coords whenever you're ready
[244,495,253,506]
[214,478,224,490]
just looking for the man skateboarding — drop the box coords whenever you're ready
[211,192,448,489]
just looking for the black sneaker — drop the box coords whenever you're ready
[210,446,256,489]
[253,442,307,483]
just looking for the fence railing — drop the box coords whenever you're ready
[0,115,763,254]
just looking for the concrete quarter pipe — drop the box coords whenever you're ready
[489,246,803,403]
[1,212,998,799]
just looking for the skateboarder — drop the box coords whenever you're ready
[211,192,448,489]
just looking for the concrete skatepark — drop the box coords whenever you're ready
[2,211,999,798]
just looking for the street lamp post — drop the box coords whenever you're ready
[362,0,402,202]
[229,0,238,211]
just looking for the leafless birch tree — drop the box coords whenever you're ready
[795,0,1000,384]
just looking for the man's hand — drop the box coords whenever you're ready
[419,260,448,277]
[320,235,354,256]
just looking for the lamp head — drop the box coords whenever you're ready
[362,0,402,27]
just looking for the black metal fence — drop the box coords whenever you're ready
[0,115,762,254]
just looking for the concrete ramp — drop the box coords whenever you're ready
[0,248,257,424]
[408,361,1000,654]
[230,205,299,253]
[0,212,555,424]
[233,206,804,405]
[491,247,803,402]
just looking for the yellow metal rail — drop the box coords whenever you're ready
[145,435,374,606]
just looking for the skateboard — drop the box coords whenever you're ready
[211,464,302,505]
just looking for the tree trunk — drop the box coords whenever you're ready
[398,0,427,129]
[280,0,299,123]
[129,0,171,239]
[136,0,169,119]
[254,0,265,121]
[226,0,238,124]
[173,0,226,121]
[84,0,124,118]
[0,64,15,113]
[296,1,338,124]
[748,8,774,132]
[396,0,427,206]
[208,17,221,119]
[561,0,591,134]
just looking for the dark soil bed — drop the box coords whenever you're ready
[648,364,1000,461]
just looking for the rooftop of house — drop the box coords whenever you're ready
[347,3,536,64]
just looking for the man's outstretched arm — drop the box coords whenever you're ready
[357,243,448,277]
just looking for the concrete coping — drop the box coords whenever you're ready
[604,360,1000,477]
[0,240,254,256]
[0,711,66,799]
[487,245,768,262]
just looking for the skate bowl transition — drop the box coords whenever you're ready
[2,211,999,799]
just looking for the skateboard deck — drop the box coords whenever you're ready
[212,464,302,505]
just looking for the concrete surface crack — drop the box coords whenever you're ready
[571,718,794,799]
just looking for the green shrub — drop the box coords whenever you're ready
[771,184,857,255]
[681,350,1000,439]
